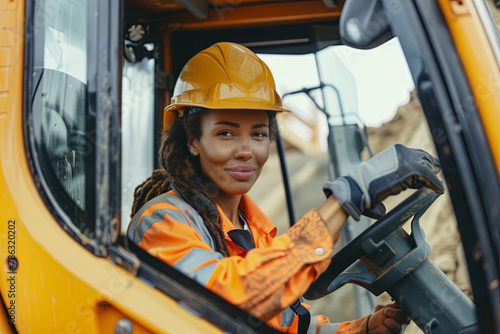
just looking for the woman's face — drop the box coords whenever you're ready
[188,110,271,198]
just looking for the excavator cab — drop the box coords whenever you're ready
[0,0,499,333]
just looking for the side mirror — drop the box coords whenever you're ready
[339,0,394,49]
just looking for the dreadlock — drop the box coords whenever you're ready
[131,110,278,257]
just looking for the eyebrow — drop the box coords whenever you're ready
[214,121,269,129]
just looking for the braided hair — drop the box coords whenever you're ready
[131,110,278,257]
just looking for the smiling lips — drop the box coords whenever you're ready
[226,166,257,180]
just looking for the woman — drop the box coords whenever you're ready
[128,42,443,333]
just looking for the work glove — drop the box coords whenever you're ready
[365,302,410,334]
[323,144,444,221]
[334,302,410,333]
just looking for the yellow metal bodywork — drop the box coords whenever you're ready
[1,0,499,332]
[0,0,221,332]
[437,0,500,176]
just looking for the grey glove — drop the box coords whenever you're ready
[323,144,444,221]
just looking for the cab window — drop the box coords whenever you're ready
[251,39,471,327]
[481,1,500,65]
[121,44,156,224]
[27,0,95,237]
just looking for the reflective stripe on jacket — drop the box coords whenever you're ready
[128,190,362,333]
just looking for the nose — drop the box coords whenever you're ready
[234,139,253,160]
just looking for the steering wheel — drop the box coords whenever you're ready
[304,187,478,333]
[305,187,441,300]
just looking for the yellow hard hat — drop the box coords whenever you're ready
[164,42,289,128]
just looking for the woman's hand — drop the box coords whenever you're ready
[322,144,444,221]
[323,301,411,333]
[366,302,410,334]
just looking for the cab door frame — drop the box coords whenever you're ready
[87,0,123,252]
[381,0,500,331]
[23,0,122,255]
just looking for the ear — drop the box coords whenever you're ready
[187,135,199,156]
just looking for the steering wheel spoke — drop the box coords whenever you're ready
[305,187,440,299]
[304,187,477,333]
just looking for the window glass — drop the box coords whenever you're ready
[31,0,93,236]
[249,53,329,230]
[487,0,500,29]
[121,47,155,229]
[254,39,471,329]
[479,1,500,65]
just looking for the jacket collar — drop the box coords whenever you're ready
[169,186,277,243]
[217,194,277,240]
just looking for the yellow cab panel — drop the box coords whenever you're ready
[0,0,287,332]
[0,0,499,333]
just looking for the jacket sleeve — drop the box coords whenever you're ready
[133,202,335,321]
[268,303,370,334]
[318,317,370,334]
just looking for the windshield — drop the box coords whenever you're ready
[250,38,470,330]
[475,1,500,66]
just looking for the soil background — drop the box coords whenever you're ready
[250,3,500,328]
[249,91,472,333]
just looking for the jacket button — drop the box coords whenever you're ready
[315,247,325,256]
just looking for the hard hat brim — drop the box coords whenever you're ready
[163,100,290,130]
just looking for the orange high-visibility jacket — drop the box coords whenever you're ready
[127,190,369,333]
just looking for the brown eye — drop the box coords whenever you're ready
[217,130,234,138]
[252,131,269,138]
